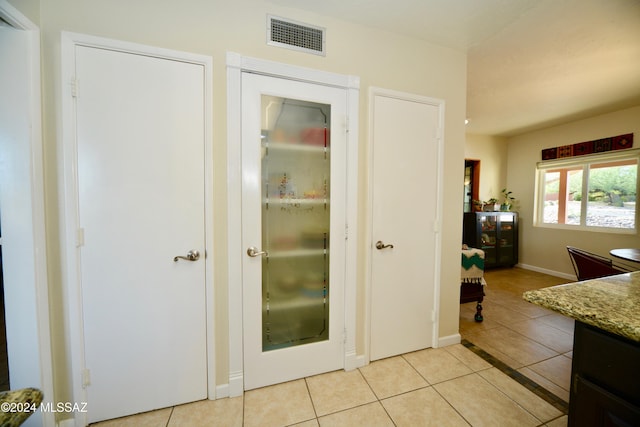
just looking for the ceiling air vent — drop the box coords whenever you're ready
[267,15,326,56]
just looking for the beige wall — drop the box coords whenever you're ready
[465,133,508,203]
[507,105,640,276]
[7,0,39,24]
[10,0,467,410]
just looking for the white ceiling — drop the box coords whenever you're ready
[268,0,640,136]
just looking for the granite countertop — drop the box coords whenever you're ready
[523,271,640,342]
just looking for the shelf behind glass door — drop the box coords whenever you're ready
[261,95,331,351]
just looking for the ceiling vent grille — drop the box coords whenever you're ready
[267,15,326,56]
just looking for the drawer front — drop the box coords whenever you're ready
[569,375,640,427]
[573,322,640,406]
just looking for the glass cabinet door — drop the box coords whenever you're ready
[497,214,515,264]
[479,214,497,265]
[261,96,331,351]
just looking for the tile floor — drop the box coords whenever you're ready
[460,267,573,405]
[93,267,573,427]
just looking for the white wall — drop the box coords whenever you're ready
[507,105,640,276]
[9,0,467,411]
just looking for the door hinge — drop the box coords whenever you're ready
[431,309,437,323]
[343,328,347,344]
[70,77,78,98]
[76,228,85,247]
[81,369,91,388]
[345,223,349,241]
[432,220,441,233]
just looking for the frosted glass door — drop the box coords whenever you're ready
[261,96,331,351]
[242,72,347,390]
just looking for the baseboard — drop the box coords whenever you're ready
[228,371,244,397]
[437,333,461,348]
[345,351,366,371]
[516,263,576,281]
[215,383,229,399]
[353,354,367,369]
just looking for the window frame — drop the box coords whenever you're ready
[534,149,640,234]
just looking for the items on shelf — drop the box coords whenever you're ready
[278,173,296,199]
[267,127,329,146]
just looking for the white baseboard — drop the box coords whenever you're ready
[344,350,359,371]
[228,371,244,397]
[516,263,576,281]
[350,354,367,369]
[437,333,461,348]
[215,383,230,399]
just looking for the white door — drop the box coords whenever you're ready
[74,45,208,423]
[370,91,442,361]
[241,72,347,390]
[0,22,49,427]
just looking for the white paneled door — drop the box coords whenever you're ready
[0,22,49,427]
[370,90,442,361]
[241,72,348,390]
[72,44,208,423]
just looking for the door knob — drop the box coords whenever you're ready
[247,247,268,257]
[375,241,394,250]
[173,250,200,262]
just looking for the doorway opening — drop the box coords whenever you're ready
[464,159,480,212]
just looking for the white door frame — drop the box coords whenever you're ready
[365,87,445,362]
[0,2,54,426]
[60,32,214,425]
[226,52,360,397]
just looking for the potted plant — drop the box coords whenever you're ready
[483,198,499,211]
[501,188,515,211]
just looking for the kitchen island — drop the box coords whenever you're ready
[523,272,640,427]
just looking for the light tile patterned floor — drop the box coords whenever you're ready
[93,267,572,426]
[460,267,573,403]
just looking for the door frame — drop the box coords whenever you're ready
[464,159,481,212]
[226,52,360,397]
[365,87,445,362]
[60,32,214,425]
[0,2,54,426]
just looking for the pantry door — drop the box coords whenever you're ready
[241,72,347,390]
[64,36,212,424]
[370,89,443,361]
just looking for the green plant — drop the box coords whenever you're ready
[501,188,515,205]
[482,198,499,211]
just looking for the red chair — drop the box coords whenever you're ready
[567,246,631,281]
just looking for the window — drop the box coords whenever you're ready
[535,150,639,233]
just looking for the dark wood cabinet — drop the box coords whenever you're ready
[463,212,518,268]
[569,321,640,426]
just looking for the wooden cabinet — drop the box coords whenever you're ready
[569,321,640,426]
[463,212,518,268]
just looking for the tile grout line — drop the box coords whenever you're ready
[302,377,320,425]
[461,339,569,414]
[356,365,399,426]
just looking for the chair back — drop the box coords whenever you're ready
[567,246,628,281]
